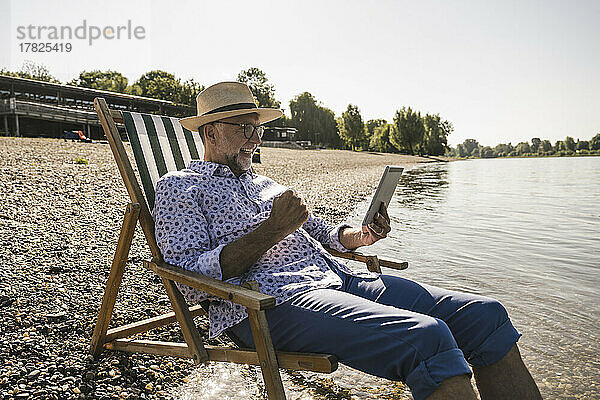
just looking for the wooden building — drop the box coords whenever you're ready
[0,75,194,139]
[263,126,297,142]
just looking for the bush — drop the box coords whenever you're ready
[74,157,89,165]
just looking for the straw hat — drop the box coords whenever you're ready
[179,82,283,132]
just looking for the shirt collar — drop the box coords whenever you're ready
[188,160,255,179]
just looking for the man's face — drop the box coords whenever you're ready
[210,113,261,176]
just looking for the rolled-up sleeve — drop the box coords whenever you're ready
[153,178,224,282]
[302,213,350,252]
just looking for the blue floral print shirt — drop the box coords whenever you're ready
[152,160,366,338]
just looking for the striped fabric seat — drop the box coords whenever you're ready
[121,111,204,209]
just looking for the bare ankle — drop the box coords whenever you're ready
[425,374,477,400]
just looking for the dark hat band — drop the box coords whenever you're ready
[203,102,257,116]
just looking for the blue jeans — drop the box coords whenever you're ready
[230,265,521,400]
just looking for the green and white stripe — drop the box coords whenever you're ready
[122,111,204,209]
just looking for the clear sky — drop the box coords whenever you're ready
[1,0,598,146]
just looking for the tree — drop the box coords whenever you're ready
[178,79,204,106]
[370,124,398,153]
[366,119,387,136]
[515,142,531,155]
[462,139,480,156]
[237,67,280,108]
[1,61,60,83]
[366,119,387,150]
[288,92,341,147]
[338,104,366,151]
[69,70,128,92]
[494,143,513,157]
[316,106,342,148]
[134,70,183,102]
[555,140,566,152]
[480,146,496,158]
[577,140,590,151]
[541,140,553,152]
[125,84,142,96]
[564,136,576,151]
[531,138,541,153]
[423,113,450,156]
[289,92,320,143]
[590,133,600,150]
[131,70,202,105]
[456,143,468,157]
[391,107,425,155]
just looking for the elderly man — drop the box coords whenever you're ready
[152,82,541,400]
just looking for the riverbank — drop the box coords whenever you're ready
[450,152,600,160]
[0,137,440,399]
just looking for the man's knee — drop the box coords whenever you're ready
[415,316,458,359]
[404,317,472,400]
[460,297,521,366]
[472,297,510,330]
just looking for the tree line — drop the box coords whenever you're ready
[5,62,597,158]
[448,135,600,158]
[1,63,451,155]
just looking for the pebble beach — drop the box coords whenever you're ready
[0,137,441,400]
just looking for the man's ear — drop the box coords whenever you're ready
[203,124,217,144]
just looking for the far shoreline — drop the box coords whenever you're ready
[446,153,600,161]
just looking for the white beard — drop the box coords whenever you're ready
[217,135,253,174]
[235,153,252,171]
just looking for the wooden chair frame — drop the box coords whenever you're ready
[89,97,408,400]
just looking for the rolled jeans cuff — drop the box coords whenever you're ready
[467,318,522,367]
[405,348,472,400]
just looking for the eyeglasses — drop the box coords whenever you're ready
[215,121,265,139]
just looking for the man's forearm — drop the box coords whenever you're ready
[219,220,287,280]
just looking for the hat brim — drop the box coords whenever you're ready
[179,108,283,132]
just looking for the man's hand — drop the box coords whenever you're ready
[220,190,308,280]
[264,190,309,240]
[362,202,391,246]
[339,202,391,249]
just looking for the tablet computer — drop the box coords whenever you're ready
[362,166,404,226]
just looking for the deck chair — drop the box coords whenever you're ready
[89,97,409,400]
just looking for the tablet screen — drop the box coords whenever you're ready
[362,166,404,226]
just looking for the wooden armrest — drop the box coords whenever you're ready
[325,247,408,272]
[144,260,276,310]
[379,258,408,271]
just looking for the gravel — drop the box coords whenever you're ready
[0,137,437,399]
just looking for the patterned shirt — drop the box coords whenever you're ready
[152,160,368,338]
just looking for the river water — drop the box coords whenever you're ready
[343,156,600,399]
[176,156,599,399]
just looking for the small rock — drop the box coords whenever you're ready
[0,294,13,307]
[27,370,41,379]
[47,266,63,274]
[45,312,66,321]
